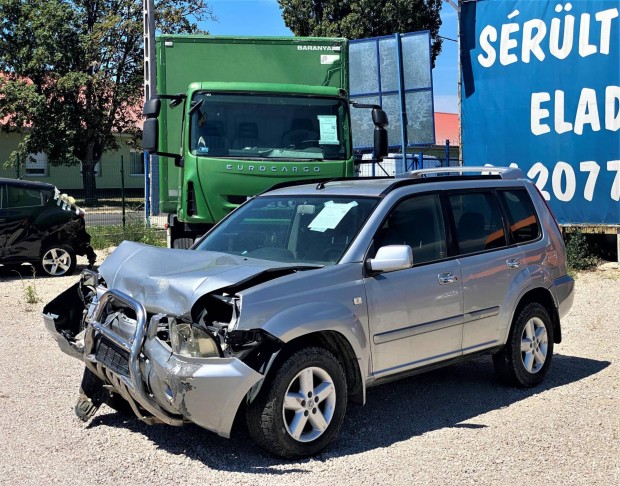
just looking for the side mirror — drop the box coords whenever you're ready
[142,118,159,153]
[367,245,413,273]
[372,108,388,161]
[143,98,161,117]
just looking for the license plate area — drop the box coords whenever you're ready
[96,337,130,377]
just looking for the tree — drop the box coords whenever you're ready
[0,0,215,201]
[277,0,443,63]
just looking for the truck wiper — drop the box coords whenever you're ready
[189,99,204,115]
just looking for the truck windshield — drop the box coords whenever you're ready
[195,195,379,265]
[188,92,350,161]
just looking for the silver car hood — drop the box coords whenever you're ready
[98,241,300,316]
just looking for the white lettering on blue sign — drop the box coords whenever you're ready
[477,4,619,67]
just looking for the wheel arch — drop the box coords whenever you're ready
[251,330,366,406]
[512,287,561,344]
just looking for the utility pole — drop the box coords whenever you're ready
[143,0,157,225]
[444,0,462,165]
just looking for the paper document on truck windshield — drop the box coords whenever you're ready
[318,115,339,145]
[309,201,357,232]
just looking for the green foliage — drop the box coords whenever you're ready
[565,229,598,272]
[0,0,215,192]
[89,222,166,249]
[276,0,444,63]
[16,266,40,305]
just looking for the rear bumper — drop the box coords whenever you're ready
[43,288,262,437]
[552,274,575,320]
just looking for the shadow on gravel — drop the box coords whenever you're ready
[86,353,609,473]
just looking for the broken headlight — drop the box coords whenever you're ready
[170,321,221,358]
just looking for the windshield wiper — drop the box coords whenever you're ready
[189,99,204,115]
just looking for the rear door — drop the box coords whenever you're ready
[1,184,46,260]
[447,190,526,353]
[365,193,464,378]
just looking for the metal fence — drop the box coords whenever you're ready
[356,141,460,177]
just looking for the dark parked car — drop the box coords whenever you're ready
[0,178,96,277]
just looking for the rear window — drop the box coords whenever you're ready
[6,185,44,208]
[499,189,540,243]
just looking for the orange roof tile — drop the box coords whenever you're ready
[434,112,459,146]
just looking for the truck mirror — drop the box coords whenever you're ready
[142,118,159,153]
[374,127,388,161]
[372,108,388,128]
[372,108,388,160]
[143,98,161,118]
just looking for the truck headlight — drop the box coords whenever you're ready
[170,321,221,358]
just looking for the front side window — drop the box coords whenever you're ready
[196,195,378,264]
[449,192,506,255]
[375,194,447,264]
[188,92,349,161]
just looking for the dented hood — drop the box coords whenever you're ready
[98,241,298,316]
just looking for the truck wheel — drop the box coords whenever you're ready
[39,244,77,277]
[172,238,194,249]
[246,347,347,458]
[493,302,554,387]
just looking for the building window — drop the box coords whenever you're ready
[25,152,49,177]
[130,151,145,176]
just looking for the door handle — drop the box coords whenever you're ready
[506,258,521,269]
[438,272,457,285]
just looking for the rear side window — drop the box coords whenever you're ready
[499,189,540,243]
[449,192,506,255]
[6,186,43,208]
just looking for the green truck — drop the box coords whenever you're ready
[143,36,387,247]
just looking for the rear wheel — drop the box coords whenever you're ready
[246,347,347,458]
[493,302,554,387]
[39,244,76,277]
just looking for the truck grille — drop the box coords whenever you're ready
[96,337,130,377]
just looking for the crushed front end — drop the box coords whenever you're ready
[43,268,277,438]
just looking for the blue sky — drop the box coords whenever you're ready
[202,0,459,113]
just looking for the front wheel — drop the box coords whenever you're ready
[493,302,554,387]
[246,347,347,458]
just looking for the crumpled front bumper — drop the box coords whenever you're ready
[43,288,263,438]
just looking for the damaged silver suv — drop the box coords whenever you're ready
[44,167,574,458]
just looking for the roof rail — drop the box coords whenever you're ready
[401,166,525,180]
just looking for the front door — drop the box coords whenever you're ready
[365,193,464,378]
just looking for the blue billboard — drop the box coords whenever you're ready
[460,0,620,225]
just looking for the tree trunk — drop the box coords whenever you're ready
[81,159,98,205]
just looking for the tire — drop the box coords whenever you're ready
[105,393,134,416]
[39,244,77,277]
[246,347,347,458]
[493,302,554,387]
[172,238,194,249]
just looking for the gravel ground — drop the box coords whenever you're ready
[0,253,618,485]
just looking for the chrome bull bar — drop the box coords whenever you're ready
[87,289,183,426]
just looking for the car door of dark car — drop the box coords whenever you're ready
[365,193,464,379]
[1,184,45,261]
[0,183,8,257]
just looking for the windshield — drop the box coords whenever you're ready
[188,92,349,160]
[195,195,379,264]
